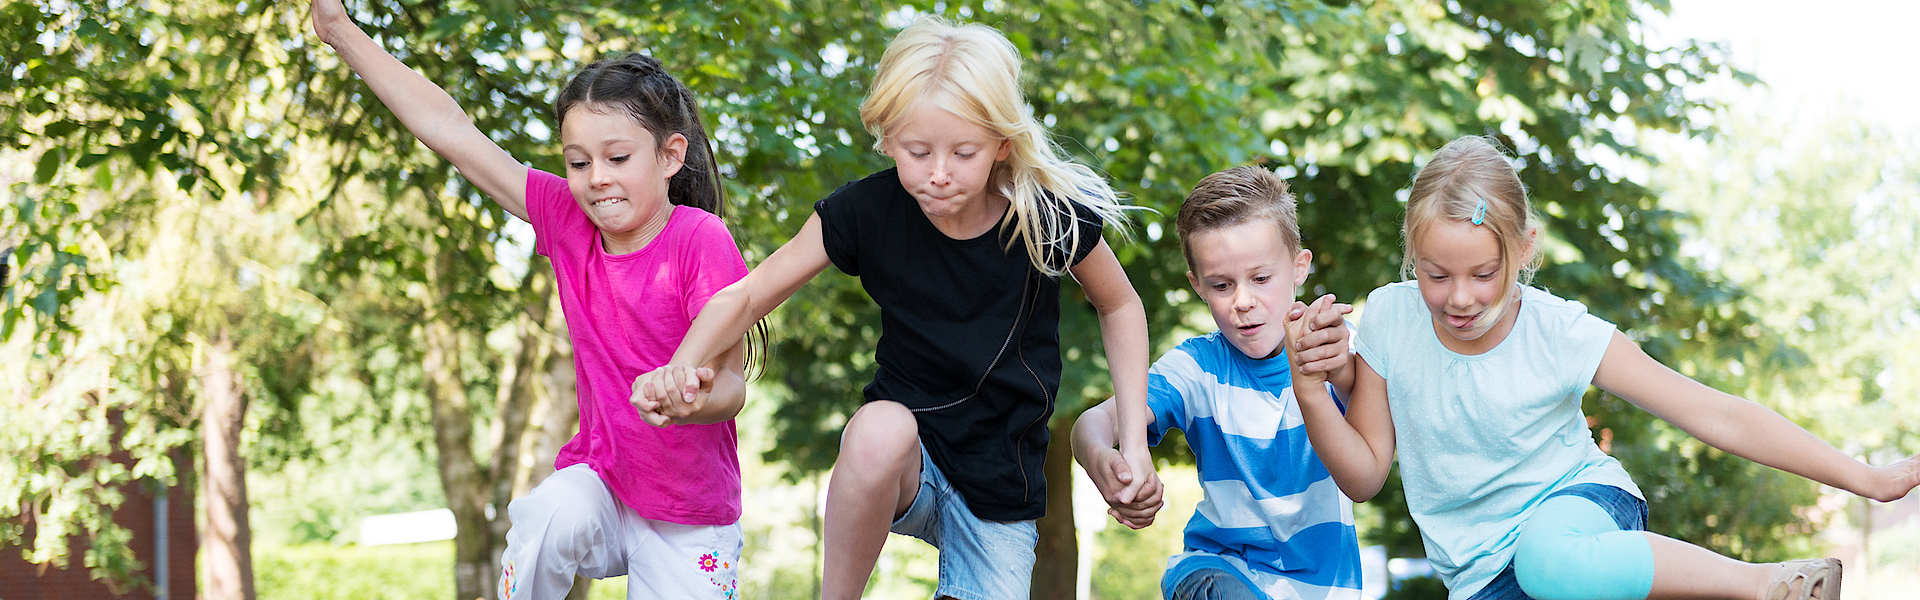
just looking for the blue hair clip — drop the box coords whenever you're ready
[1471,198,1488,225]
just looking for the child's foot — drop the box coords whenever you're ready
[1760,558,1841,600]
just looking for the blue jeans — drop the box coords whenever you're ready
[1467,483,1649,600]
[1168,568,1261,600]
[889,444,1039,600]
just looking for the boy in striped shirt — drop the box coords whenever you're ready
[1074,165,1363,600]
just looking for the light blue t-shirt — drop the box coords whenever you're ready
[1146,332,1364,600]
[1353,282,1641,600]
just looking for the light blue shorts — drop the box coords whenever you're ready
[889,444,1039,600]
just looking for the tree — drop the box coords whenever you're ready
[1651,102,1920,558]
[2,2,320,596]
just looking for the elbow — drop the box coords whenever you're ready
[1342,482,1384,503]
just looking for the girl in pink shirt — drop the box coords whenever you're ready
[315,1,757,598]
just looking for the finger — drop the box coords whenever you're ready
[678,368,700,403]
[1287,300,1308,322]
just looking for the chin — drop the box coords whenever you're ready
[1232,340,1282,361]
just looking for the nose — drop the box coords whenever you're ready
[1233,285,1256,312]
[588,160,612,188]
[929,156,952,187]
[1447,280,1474,310]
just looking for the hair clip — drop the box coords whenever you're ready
[1471,198,1488,225]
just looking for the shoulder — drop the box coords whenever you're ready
[669,204,733,239]
[1519,286,1612,330]
[1156,333,1233,379]
[1361,281,1424,324]
[816,169,904,211]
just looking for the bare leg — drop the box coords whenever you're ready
[1645,533,1801,600]
[821,401,923,600]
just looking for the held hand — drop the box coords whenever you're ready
[1095,448,1164,529]
[1862,453,1920,503]
[1283,299,1330,388]
[630,365,715,428]
[1291,294,1354,377]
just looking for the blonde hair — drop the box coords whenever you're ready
[1175,166,1299,271]
[1403,136,1543,321]
[861,17,1133,276]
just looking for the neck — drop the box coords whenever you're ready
[926,192,1010,240]
[1435,286,1523,356]
[602,204,674,255]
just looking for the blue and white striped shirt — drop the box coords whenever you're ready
[1147,332,1364,600]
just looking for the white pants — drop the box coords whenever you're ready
[499,464,743,600]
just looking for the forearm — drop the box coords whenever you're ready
[1071,401,1122,470]
[1294,383,1391,500]
[318,18,474,155]
[1096,297,1152,452]
[669,284,761,370]
[1687,393,1873,494]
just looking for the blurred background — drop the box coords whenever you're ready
[3,0,1915,598]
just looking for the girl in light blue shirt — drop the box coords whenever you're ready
[1281,136,1919,600]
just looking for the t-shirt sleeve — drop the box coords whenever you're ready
[814,183,862,276]
[678,210,751,322]
[1143,344,1201,446]
[1353,285,1400,377]
[525,167,574,258]
[1064,200,1107,269]
[1562,303,1617,394]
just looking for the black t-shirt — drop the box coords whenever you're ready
[815,168,1104,521]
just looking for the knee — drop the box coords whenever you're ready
[1513,521,1652,600]
[507,470,606,553]
[838,401,919,471]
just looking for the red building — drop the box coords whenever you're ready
[0,453,196,600]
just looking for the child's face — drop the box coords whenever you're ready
[1186,220,1311,360]
[1411,219,1513,349]
[559,105,684,238]
[882,101,1011,228]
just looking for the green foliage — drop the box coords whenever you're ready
[1381,575,1449,600]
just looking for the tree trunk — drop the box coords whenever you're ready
[1031,417,1078,600]
[423,312,495,600]
[200,330,255,600]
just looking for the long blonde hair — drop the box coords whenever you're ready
[860,17,1134,276]
[1403,136,1543,323]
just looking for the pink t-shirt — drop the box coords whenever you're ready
[525,168,747,525]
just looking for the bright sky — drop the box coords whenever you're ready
[1648,0,1920,130]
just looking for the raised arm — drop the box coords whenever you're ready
[1286,301,1396,501]
[1594,331,1919,502]
[1069,237,1157,505]
[311,0,529,221]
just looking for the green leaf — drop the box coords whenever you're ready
[34,149,62,184]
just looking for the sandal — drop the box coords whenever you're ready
[1764,558,1842,600]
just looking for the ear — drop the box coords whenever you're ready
[1186,270,1203,298]
[994,137,1013,162]
[659,132,689,180]
[1522,224,1541,263]
[1292,248,1313,287]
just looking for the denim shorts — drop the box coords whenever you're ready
[1467,483,1648,600]
[889,444,1039,600]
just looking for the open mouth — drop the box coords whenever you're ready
[1446,312,1479,330]
[1236,323,1264,335]
[590,197,626,208]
